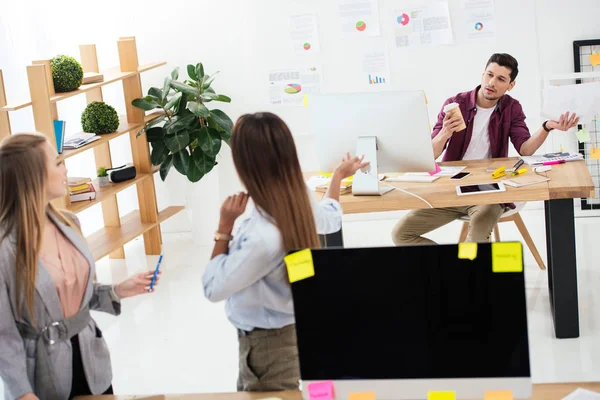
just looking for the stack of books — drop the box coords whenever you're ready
[68,177,97,202]
[63,133,101,149]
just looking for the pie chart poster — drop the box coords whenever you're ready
[337,0,381,37]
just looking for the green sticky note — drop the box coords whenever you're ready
[576,128,590,143]
[284,249,315,283]
[492,242,523,273]
[458,242,478,260]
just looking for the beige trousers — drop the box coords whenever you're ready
[391,204,505,245]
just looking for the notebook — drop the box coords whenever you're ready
[521,152,583,166]
[503,174,550,188]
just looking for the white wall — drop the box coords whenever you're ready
[1,0,598,243]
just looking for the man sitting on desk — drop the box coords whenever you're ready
[392,53,579,245]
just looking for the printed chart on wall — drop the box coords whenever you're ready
[362,46,390,86]
[268,67,321,107]
[337,0,381,37]
[289,14,320,55]
[464,0,496,40]
[393,1,453,48]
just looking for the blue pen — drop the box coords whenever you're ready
[149,254,163,291]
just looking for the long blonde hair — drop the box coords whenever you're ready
[230,112,320,253]
[0,133,79,321]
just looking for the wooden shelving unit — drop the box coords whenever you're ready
[0,37,184,260]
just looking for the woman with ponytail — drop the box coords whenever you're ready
[0,133,161,400]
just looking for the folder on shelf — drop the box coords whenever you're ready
[53,120,65,154]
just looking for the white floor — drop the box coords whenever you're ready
[2,206,600,397]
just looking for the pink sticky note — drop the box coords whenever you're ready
[428,162,442,176]
[307,381,334,400]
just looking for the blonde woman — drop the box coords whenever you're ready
[202,112,368,391]
[0,133,161,400]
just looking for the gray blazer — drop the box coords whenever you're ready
[0,211,121,400]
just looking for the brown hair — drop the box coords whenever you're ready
[0,133,79,321]
[486,53,519,82]
[230,112,320,253]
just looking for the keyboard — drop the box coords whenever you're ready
[385,175,441,183]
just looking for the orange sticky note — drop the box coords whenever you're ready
[591,148,600,160]
[428,391,455,400]
[349,392,376,400]
[484,390,513,400]
[284,249,314,283]
[590,52,600,67]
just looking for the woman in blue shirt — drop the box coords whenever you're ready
[202,112,368,392]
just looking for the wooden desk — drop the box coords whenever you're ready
[75,382,600,399]
[308,158,594,339]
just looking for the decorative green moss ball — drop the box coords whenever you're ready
[50,55,84,93]
[81,102,119,134]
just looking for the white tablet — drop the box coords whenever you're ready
[456,182,506,196]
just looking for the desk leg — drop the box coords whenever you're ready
[545,199,580,339]
[319,229,344,248]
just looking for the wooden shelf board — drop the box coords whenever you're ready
[60,116,143,160]
[158,206,185,224]
[138,61,167,73]
[88,210,156,260]
[67,167,160,214]
[1,100,32,112]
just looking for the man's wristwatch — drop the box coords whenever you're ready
[542,120,553,133]
[214,231,233,242]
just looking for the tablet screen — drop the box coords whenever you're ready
[458,183,501,193]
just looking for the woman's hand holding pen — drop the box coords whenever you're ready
[115,271,162,298]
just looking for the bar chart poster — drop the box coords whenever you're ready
[362,47,390,86]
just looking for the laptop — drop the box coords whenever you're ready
[290,243,531,399]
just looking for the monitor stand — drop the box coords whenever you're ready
[353,136,394,196]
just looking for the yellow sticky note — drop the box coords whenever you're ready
[590,52,600,67]
[303,94,309,107]
[591,148,600,160]
[484,390,513,400]
[284,248,314,283]
[458,242,478,260]
[349,392,376,400]
[492,242,523,273]
[428,391,455,400]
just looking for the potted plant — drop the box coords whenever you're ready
[131,62,233,183]
[97,167,109,188]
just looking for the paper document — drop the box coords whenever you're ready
[337,0,380,37]
[289,14,320,55]
[63,133,100,149]
[362,47,391,85]
[521,152,583,165]
[269,66,321,107]
[393,2,453,48]
[464,0,496,40]
[405,166,466,176]
[562,388,600,400]
[542,82,600,125]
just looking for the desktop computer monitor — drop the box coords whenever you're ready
[290,243,532,400]
[308,90,437,195]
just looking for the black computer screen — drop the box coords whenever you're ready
[290,243,530,381]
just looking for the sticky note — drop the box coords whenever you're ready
[591,148,600,160]
[492,242,523,273]
[458,242,478,260]
[307,380,334,400]
[576,128,590,143]
[428,162,442,176]
[285,248,315,283]
[303,94,309,107]
[428,391,456,400]
[349,392,376,400]
[484,390,514,400]
[590,52,600,67]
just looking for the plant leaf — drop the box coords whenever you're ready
[173,148,191,175]
[136,115,166,137]
[190,146,216,178]
[215,94,231,103]
[132,98,159,111]
[202,71,219,89]
[160,154,173,181]
[175,93,188,116]
[162,77,172,102]
[164,92,182,111]
[148,87,163,101]
[146,127,165,142]
[198,127,222,157]
[165,130,191,153]
[187,64,197,81]
[150,141,170,165]
[171,67,179,80]
[170,80,200,97]
[164,114,196,135]
[195,63,205,80]
[187,101,210,117]
[208,109,233,134]
[200,92,219,101]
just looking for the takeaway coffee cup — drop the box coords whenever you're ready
[443,102,467,132]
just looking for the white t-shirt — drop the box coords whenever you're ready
[462,104,497,160]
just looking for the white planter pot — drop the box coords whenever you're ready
[98,176,110,188]
[184,169,221,246]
